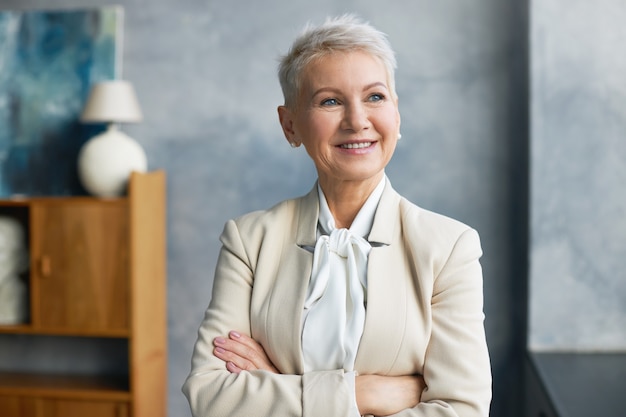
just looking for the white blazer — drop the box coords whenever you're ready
[183,180,492,417]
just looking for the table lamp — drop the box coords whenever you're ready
[78,80,147,197]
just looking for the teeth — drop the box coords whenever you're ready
[340,142,372,149]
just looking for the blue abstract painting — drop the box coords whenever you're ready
[0,7,121,196]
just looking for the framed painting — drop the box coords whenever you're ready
[0,6,122,196]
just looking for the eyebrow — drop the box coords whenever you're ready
[310,81,389,98]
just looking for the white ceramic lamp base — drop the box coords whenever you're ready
[78,125,147,197]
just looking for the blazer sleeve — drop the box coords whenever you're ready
[396,227,492,417]
[182,218,354,417]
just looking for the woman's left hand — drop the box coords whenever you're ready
[213,331,280,374]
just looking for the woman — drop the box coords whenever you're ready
[183,14,491,417]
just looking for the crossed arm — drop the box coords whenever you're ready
[213,330,425,417]
[184,218,491,417]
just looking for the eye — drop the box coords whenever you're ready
[367,93,385,102]
[320,98,339,106]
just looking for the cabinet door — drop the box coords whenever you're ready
[31,202,129,333]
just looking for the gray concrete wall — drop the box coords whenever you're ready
[0,1,529,416]
[529,0,626,351]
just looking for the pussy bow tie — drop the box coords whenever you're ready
[302,227,371,372]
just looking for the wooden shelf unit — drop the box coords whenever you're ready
[0,171,167,417]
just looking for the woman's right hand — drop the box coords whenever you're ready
[213,331,279,374]
[356,374,425,416]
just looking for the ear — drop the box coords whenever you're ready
[277,105,297,146]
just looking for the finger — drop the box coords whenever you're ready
[213,345,255,372]
[214,336,260,365]
[229,332,279,372]
[214,334,276,372]
[226,361,243,374]
[228,331,265,353]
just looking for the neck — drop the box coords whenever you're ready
[106,122,120,132]
[319,173,383,229]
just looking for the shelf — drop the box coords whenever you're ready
[0,171,167,417]
[0,325,129,338]
[0,197,126,205]
[0,372,130,401]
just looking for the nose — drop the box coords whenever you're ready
[341,102,370,133]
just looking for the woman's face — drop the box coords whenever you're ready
[279,51,400,189]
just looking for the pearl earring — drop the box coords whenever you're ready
[397,133,402,140]
[290,141,298,148]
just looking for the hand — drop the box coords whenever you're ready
[213,331,279,374]
[356,374,425,416]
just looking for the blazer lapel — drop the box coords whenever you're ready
[355,181,408,374]
[265,185,318,375]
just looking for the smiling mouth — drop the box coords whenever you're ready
[339,142,373,149]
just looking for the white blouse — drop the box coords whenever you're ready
[301,176,386,415]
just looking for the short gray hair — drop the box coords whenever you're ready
[278,14,397,109]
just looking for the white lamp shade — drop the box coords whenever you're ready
[80,80,143,123]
